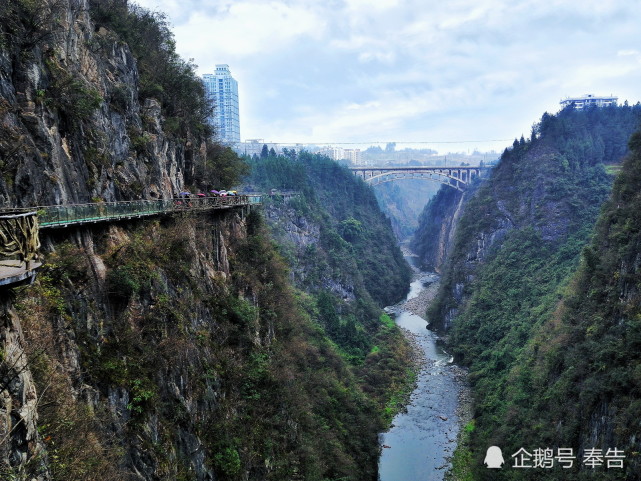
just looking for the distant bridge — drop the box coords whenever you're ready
[349,165,485,190]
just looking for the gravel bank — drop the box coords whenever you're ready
[393,253,474,477]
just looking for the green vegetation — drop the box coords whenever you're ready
[14,211,407,480]
[86,0,253,191]
[0,1,396,479]
[490,127,641,480]
[411,183,466,271]
[245,149,417,441]
[196,141,250,191]
[526,126,641,479]
[88,0,212,140]
[245,150,411,308]
[44,55,103,123]
[415,105,641,480]
[2,0,251,201]
[445,421,475,481]
[0,0,64,51]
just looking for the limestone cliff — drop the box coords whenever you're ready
[245,157,415,438]
[0,2,213,475]
[0,209,392,480]
[245,153,411,309]
[424,106,641,333]
[0,0,203,207]
[413,105,641,479]
[0,2,406,480]
[516,128,641,479]
[0,298,49,480]
[410,184,467,273]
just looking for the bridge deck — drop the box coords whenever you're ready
[349,165,485,189]
[349,165,482,171]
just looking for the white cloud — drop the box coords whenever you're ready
[618,50,640,56]
[343,0,401,11]
[132,0,641,150]
[187,2,323,58]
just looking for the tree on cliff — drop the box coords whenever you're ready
[89,0,213,139]
[195,141,249,190]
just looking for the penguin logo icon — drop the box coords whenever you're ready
[484,446,504,468]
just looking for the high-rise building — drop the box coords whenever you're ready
[202,65,240,144]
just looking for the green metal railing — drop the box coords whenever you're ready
[32,195,262,229]
[0,195,262,286]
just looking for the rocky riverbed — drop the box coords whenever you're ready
[380,253,473,480]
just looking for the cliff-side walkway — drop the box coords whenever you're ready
[0,194,262,286]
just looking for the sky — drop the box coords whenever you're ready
[134,0,641,154]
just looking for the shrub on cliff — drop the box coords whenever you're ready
[88,0,212,140]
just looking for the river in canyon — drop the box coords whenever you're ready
[379,259,470,481]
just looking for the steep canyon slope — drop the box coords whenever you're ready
[412,105,641,480]
[245,153,414,401]
[0,2,412,480]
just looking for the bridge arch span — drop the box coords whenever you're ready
[349,165,484,190]
[363,171,464,190]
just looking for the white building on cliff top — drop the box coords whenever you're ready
[560,94,618,110]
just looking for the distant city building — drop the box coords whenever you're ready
[343,148,363,165]
[239,139,266,157]
[560,94,618,110]
[239,140,281,157]
[318,147,364,165]
[202,65,240,144]
[320,146,345,161]
[235,141,311,157]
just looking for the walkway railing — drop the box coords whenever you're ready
[0,210,41,286]
[0,195,261,287]
[24,195,262,229]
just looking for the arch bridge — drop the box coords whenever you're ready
[349,165,484,190]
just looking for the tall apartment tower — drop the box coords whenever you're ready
[202,65,240,144]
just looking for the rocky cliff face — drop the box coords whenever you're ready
[4,213,251,480]
[425,105,641,333]
[245,153,411,308]
[0,209,387,480]
[0,2,403,480]
[246,162,415,449]
[0,298,49,480]
[265,199,357,301]
[410,185,466,274]
[427,113,637,329]
[0,0,196,208]
[1,2,208,475]
[510,128,641,479]
[413,106,641,479]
